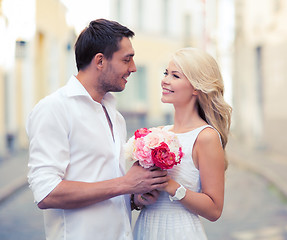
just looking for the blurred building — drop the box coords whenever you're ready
[0,0,5,154]
[0,0,76,157]
[110,0,233,136]
[233,0,287,155]
[0,0,234,155]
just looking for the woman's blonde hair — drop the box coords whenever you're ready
[172,47,232,151]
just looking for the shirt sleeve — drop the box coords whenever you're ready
[26,96,70,203]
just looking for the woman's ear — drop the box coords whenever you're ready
[193,89,198,96]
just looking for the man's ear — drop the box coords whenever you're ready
[93,53,104,69]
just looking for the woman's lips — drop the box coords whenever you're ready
[162,88,174,94]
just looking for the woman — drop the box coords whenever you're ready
[132,48,232,239]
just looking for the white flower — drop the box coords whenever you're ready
[124,136,135,160]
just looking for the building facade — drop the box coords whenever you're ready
[110,0,227,136]
[0,0,75,157]
[233,0,287,154]
[0,0,235,154]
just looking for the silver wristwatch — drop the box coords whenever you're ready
[169,184,186,201]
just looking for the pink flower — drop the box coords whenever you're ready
[133,138,153,168]
[138,153,154,168]
[144,132,161,149]
[134,128,151,139]
[125,127,184,170]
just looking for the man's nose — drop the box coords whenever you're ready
[129,59,137,73]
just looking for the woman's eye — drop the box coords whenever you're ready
[163,71,168,76]
[173,74,180,79]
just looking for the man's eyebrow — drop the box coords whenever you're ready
[125,53,135,57]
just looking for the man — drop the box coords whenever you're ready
[26,19,169,240]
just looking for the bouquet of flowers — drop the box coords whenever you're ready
[125,127,184,170]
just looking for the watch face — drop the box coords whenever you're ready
[169,185,186,201]
[177,187,186,198]
[174,185,186,200]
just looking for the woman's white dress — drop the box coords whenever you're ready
[133,125,211,240]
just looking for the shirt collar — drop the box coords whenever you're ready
[65,75,90,98]
[65,75,117,109]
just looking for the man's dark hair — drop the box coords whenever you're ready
[74,18,135,71]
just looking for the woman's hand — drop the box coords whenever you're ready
[157,178,181,196]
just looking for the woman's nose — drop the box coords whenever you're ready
[162,76,170,85]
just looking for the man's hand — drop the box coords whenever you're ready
[134,190,160,207]
[125,161,170,194]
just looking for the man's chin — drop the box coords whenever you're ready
[110,86,125,93]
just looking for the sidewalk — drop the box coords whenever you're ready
[227,136,287,199]
[0,150,29,204]
[0,138,286,204]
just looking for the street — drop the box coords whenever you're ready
[1,162,287,240]
[203,163,287,240]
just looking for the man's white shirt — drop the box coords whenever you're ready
[26,76,132,240]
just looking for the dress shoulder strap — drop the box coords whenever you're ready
[193,125,222,147]
[162,124,222,146]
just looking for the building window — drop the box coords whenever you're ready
[136,66,147,101]
[117,65,147,110]
[137,0,143,31]
[162,0,169,35]
[15,40,27,59]
[273,0,281,13]
[184,14,192,47]
[255,46,264,113]
[117,65,148,136]
[115,0,122,22]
